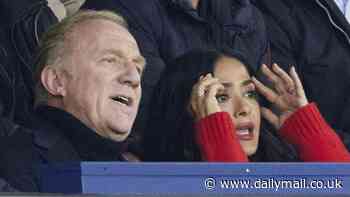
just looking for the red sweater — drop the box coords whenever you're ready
[195,103,350,162]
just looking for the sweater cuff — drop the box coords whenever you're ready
[280,103,350,161]
[280,103,329,145]
[195,112,248,162]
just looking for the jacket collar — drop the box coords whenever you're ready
[33,105,125,161]
[315,0,350,35]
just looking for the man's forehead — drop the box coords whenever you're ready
[68,19,139,54]
[66,19,127,43]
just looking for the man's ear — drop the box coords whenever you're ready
[41,66,67,97]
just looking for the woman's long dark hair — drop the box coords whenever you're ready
[143,49,298,162]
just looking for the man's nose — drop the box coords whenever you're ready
[119,61,141,88]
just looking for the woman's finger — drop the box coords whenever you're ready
[206,82,225,101]
[261,107,279,130]
[261,64,286,94]
[252,77,278,104]
[289,66,308,106]
[205,82,225,115]
[272,63,295,93]
[190,84,200,118]
[197,75,218,97]
[190,75,208,120]
[289,66,304,97]
[261,64,279,85]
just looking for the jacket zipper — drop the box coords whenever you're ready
[316,0,350,45]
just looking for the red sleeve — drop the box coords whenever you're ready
[195,112,248,162]
[280,103,350,162]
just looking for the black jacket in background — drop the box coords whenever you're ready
[0,106,126,192]
[0,0,57,124]
[253,0,350,149]
[82,0,268,154]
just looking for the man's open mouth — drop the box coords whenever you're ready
[111,95,132,106]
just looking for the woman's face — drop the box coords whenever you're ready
[213,57,261,156]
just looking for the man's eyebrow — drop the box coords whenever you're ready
[102,49,146,68]
[102,49,125,57]
[134,56,146,68]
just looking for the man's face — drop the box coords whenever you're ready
[62,19,145,142]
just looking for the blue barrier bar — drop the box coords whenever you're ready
[40,163,350,195]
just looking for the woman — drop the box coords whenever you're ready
[143,50,350,162]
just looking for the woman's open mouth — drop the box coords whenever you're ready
[236,122,255,141]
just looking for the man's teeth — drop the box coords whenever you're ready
[119,96,129,103]
[112,96,130,105]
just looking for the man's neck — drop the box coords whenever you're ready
[191,0,200,9]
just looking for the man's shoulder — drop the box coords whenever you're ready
[26,112,79,161]
[0,119,38,191]
[0,114,79,191]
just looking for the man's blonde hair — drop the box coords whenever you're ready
[34,10,128,106]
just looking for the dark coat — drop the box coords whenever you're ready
[0,106,126,192]
[0,0,57,124]
[252,0,350,149]
[82,0,268,154]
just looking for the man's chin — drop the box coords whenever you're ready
[107,127,131,142]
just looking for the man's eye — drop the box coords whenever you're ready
[136,66,143,75]
[103,58,116,63]
[244,90,258,99]
[216,94,229,103]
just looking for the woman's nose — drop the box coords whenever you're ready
[234,98,251,118]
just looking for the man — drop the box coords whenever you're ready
[0,9,145,191]
[252,0,350,149]
[82,0,268,156]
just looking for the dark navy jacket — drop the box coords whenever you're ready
[253,0,350,149]
[0,106,126,192]
[82,0,268,154]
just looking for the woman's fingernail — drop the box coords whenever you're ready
[262,64,268,70]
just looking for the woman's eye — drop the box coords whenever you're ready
[216,94,229,103]
[244,90,258,100]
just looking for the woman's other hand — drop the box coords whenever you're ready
[190,73,224,121]
[252,63,308,130]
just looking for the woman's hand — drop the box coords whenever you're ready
[190,73,224,121]
[252,63,308,130]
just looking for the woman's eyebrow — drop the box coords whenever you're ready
[221,82,233,87]
[241,79,254,86]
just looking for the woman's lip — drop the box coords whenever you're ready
[236,130,255,141]
[235,121,255,141]
[236,121,254,131]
